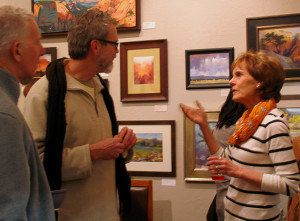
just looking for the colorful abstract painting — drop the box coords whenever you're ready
[33,0,138,34]
[133,56,154,84]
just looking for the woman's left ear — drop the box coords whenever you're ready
[256,82,262,88]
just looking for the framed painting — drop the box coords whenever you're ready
[120,39,168,102]
[184,112,219,182]
[32,0,141,37]
[279,108,300,139]
[34,47,57,78]
[23,47,57,97]
[118,120,176,177]
[247,13,300,81]
[185,48,234,89]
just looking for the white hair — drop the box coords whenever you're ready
[0,6,34,54]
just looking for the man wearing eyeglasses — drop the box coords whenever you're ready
[24,9,136,221]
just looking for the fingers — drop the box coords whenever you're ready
[118,127,128,139]
[195,100,204,111]
[118,127,137,150]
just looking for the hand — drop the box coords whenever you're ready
[207,156,243,178]
[118,127,137,151]
[179,100,208,126]
[90,136,126,160]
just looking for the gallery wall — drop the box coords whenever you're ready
[2,0,300,220]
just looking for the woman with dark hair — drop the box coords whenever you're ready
[180,51,299,220]
[208,90,246,221]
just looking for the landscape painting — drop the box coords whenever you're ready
[186,48,234,89]
[258,24,300,70]
[33,0,140,35]
[195,122,217,169]
[279,108,300,139]
[133,133,163,162]
[133,56,154,85]
[190,53,230,84]
[118,120,175,177]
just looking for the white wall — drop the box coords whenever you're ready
[3,0,300,220]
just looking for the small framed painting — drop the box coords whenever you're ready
[185,48,234,89]
[118,120,176,177]
[120,39,168,102]
[34,47,57,78]
[279,108,300,139]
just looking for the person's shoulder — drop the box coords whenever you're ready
[264,108,286,122]
[261,108,289,130]
[0,88,20,119]
[26,75,49,98]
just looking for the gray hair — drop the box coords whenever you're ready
[67,9,117,59]
[0,6,34,55]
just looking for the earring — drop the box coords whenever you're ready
[257,83,261,88]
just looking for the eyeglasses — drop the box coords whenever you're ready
[96,39,119,50]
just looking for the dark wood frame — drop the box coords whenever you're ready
[32,0,141,37]
[185,48,234,89]
[184,112,219,182]
[118,120,175,177]
[246,13,300,81]
[120,39,168,102]
[281,95,300,100]
[34,47,57,78]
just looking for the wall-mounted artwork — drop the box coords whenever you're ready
[34,47,57,78]
[279,108,300,139]
[24,47,57,97]
[185,48,234,89]
[118,120,176,177]
[120,39,168,102]
[184,112,219,182]
[32,0,141,36]
[247,13,300,81]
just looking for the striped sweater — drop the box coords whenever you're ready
[219,108,299,221]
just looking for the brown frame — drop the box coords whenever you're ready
[118,120,175,177]
[120,39,168,102]
[246,13,300,81]
[32,0,141,37]
[184,112,219,182]
[127,180,153,221]
[34,47,57,78]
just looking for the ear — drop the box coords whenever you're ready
[89,39,102,56]
[256,82,263,89]
[10,41,22,62]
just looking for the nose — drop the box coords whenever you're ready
[229,76,235,86]
[40,44,46,56]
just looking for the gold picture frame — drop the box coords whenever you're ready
[184,112,219,182]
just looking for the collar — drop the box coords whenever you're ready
[66,73,104,100]
[0,68,20,104]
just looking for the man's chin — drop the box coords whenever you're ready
[103,63,114,74]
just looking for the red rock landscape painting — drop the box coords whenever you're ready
[258,25,300,69]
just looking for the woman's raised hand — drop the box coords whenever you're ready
[179,100,208,126]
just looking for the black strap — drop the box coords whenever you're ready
[44,58,67,190]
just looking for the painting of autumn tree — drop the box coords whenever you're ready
[258,25,300,69]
